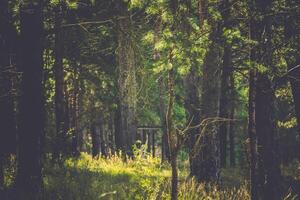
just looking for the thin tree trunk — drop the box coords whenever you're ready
[229,75,235,167]
[114,106,123,152]
[17,3,44,199]
[147,130,151,153]
[70,64,80,157]
[218,0,232,168]
[99,112,107,157]
[53,3,66,160]
[159,77,170,162]
[152,131,155,157]
[167,65,178,200]
[248,68,259,200]
[91,122,100,157]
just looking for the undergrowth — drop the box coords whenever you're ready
[43,151,251,200]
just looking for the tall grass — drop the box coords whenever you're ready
[43,152,250,200]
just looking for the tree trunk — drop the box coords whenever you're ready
[189,0,221,183]
[0,1,17,188]
[91,122,100,157]
[70,64,80,157]
[248,1,282,199]
[159,77,170,162]
[116,0,137,156]
[99,112,107,157]
[152,131,155,157]
[248,67,259,200]
[218,0,232,168]
[190,36,221,183]
[229,75,235,167]
[53,3,66,160]
[114,105,123,152]
[167,65,178,200]
[256,74,281,200]
[16,2,44,199]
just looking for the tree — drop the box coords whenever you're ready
[16,1,44,199]
[248,0,282,199]
[115,0,137,156]
[53,1,67,160]
[218,0,233,168]
[190,0,221,183]
[0,0,17,191]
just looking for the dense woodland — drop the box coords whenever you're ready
[0,0,300,199]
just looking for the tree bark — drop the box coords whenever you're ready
[229,75,235,167]
[218,0,232,168]
[248,1,282,199]
[99,112,107,157]
[248,67,258,200]
[53,3,66,160]
[0,1,17,186]
[116,0,137,156]
[70,65,80,157]
[190,34,221,183]
[159,77,170,162]
[167,65,178,200]
[91,121,100,157]
[16,2,44,199]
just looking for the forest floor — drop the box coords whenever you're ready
[3,151,300,200]
[41,151,299,200]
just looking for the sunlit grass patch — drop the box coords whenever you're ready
[43,152,253,200]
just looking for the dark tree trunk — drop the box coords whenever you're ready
[152,131,155,157]
[53,3,66,160]
[167,65,178,200]
[248,68,258,200]
[16,2,44,199]
[159,77,170,162]
[99,112,107,157]
[91,106,100,157]
[256,74,281,200]
[189,0,221,183]
[116,0,137,156]
[229,75,235,167]
[190,35,221,183]
[0,2,17,189]
[248,1,282,199]
[147,130,151,153]
[71,66,80,157]
[114,104,123,152]
[218,0,232,168]
[91,122,100,157]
